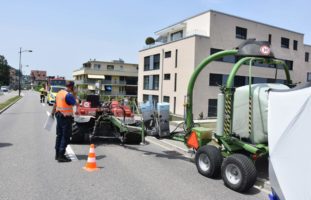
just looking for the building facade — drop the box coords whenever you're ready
[73,59,138,97]
[30,70,47,87]
[9,67,18,89]
[138,10,311,119]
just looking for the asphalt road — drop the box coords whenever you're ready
[0,91,268,200]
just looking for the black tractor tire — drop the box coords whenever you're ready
[123,132,142,145]
[71,122,92,144]
[221,154,257,193]
[195,145,223,178]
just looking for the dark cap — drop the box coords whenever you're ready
[66,81,75,87]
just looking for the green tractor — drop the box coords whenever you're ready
[179,39,293,192]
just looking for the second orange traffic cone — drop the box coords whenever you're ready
[83,144,99,172]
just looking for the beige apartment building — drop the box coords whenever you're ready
[138,10,311,119]
[73,59,138,97]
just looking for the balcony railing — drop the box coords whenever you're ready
[73,67,138,74]
[75,79,137,86]
[142,29,208,49]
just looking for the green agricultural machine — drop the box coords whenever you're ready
[179,39,293,192]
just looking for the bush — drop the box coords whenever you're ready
[145,37,155,45]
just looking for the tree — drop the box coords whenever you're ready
[145,37,155,45]
[0,55,10,86]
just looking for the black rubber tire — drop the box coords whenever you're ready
[195,145,223,178]
[123,132,142,144]
[221,154,257,193]
[71,122,91,144]
[84,132,91,144]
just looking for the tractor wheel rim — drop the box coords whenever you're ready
[198,153,210,172]
[225,163,242,185]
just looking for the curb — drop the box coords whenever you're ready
[145,136,271,194]
[0,96,23,114]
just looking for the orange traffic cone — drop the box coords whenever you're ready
[83,144,99,172]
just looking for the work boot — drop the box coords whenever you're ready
[58,151,71,162]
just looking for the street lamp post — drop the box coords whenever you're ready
[18,47,32,96]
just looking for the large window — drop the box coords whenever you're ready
[144,56,150,71]
[208,99,217,117]
[144,75,159,90]
[253,77,267,84]
[281,37,290,48]
[153,54,160,70]
[163,96,170,103]
[209,73,223,86]
[209,73,285,87]
[107,65,114,70]
[143,94,149,103]
[293,40,298,50]
[210,48,236,63]
[151,95,159,106]
[125,77,138,85]
[234,75,246,87]
[153,75,159,90]
[209,74,228,86]
[143,76,149,90]
[164,74,171,80]
[236,26,247,39]
[170,30,183,41]
[306,52,309,62]
[307,72,311,82]
[94,64,101,70]
[144,55,160,71]
[284,60,293,70]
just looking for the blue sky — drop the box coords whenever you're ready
[0,0,310,79]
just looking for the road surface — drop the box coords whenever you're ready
[0,91,268,200]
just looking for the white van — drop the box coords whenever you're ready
[0,86,9,93]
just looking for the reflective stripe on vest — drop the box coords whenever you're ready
[55,90,73,116]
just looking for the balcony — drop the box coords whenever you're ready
[75,79,138,86]
[142,29,208,50]
[73,68,138,77]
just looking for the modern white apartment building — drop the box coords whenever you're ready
[138,10,311,119]
[73,59,138,97]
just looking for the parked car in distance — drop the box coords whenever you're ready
[1,86,9,93]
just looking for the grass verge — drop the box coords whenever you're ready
[0,96,22,111]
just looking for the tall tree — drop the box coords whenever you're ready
[0,55,10,86]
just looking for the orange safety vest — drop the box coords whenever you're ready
[55,90,73,116]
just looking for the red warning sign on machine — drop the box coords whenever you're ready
[260,45,271,55]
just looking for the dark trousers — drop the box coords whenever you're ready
[55,112,72,154]
[40,95,45,103]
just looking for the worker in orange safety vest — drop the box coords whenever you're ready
[51,81,78,162]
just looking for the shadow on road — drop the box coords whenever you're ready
[123,145,191,162]
[0,143,13,148]
[76,154,106,161]
[243,187,261,195]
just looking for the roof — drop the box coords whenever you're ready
[31,70,47,81]
[155,10,304,36]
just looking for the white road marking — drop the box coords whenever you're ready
[66,145,78,161]
[46,111,50,116]
[41,103,45,106]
